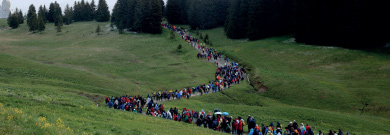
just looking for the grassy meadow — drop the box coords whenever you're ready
[192,27,390,118]
[0,18,7,28]
[1,18,389,135]
[0,20,217,134]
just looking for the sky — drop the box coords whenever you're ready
[7,0,167,14]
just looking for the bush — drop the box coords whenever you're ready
[204,33,209,43]
[169,30,175,39]
[178,44,182,50]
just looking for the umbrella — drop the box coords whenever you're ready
[222,112,229,116]
[215,112,222,115]
[213,108,221,113]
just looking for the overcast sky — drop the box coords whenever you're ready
[8,0,167,14]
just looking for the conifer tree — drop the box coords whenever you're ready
[43,5,48,23]
[56,15,63,33]
[90,0,97,19]
[38,11,46,31]
[7,12,19,29]
[27,4,39,32]
[48,3,55,22]
[18,9,24,24]
[53,2,63,26]
[96,0,110,22]
[64,4,73,25]
[96,25,101,35]
[166,0,187,24]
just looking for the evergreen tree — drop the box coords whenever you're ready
[37,5,46,31]
[187,0,201,29]
[73,2,80,21]
[27,4,39,32]
[64,4,73,25]
[90,0,97,19]
[43,5,48,23]
[166,0,187,24]
[54,2,63,26]
[133,0,146,31]
[96,25,101,34]
[38,6,45,24]
[18,9,24,24]
[161,0,165,18]
[38,11,46,31]
[7,12,19,29]
[225,0,241,39]
[80,0,87,21]
[247,0,265,40]
[56,15,63,33]
[96,0,110,22]
[214,0,229,26]
[145,0,162,33]
[48,3,55,22]
[85,2,92,21]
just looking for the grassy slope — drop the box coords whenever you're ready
[0,22,218,134]
[164,82,390,134]
[0,19,7,27]
[196,27,390,118]
[162,27,390,134]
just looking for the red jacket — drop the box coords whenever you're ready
[238,121,243,130]
[233,122,238,130]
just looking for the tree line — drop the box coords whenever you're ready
[8,0,110,33]
[7,8,24,29]
[166,0,390,49]
[166,0,229,30]
[111,0,163,34]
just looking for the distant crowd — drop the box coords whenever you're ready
[103,23,350,135]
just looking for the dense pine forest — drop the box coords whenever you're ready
[166,0,390,49]
[8,0,390,48]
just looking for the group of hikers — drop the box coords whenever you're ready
[104,23,349,135]
[104,94,348,135]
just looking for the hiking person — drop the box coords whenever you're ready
[328,130,334,135]
[238,119,244,135]
[338,129,343,135]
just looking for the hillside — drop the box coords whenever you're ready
[0,18,7,28]
[0,21,218,134]
[196,27,390,118]
[1,20,390,135]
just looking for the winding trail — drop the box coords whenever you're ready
[107,25,249,134]
[152,26,247,103]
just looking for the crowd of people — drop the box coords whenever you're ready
[104,23,349,135]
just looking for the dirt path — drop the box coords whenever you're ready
[111,26,249,134]
[148,27,247,104]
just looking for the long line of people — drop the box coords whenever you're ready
[104,24,349,135]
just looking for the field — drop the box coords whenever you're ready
[0,20,217,134]
[193,27,390,117]
[0,18,7,28]
[1,19,390,135]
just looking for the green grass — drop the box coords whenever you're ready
[194,27,390,118]
[1,21,390,134]
[0,22,218,134]
[164,82,390,135]
[0,22,216,96]
[0,18,7,28]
